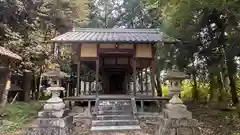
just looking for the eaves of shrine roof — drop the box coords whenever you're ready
[0,46,22,60]
[51,28,164,44]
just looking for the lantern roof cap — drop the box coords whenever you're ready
[42,68,70,79]
[164,70,188,80]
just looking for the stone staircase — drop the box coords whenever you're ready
[91,97,141,132]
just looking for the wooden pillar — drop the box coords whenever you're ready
[89,81,92,95]
[106,75,109,94]
[140,100,144,112]
[77,62,81,96]
[140,70,143,94]
[133,58,137,96]
[67,78,70,97]
[96,59,99,95]
[84,76,86,94]
[150,58,156,97]
[145,68,149,95]
[96,44,99,96]
[102,75,106,94]
[69,72,74,97]
[126,73,129,94]
[31,75,36,99]
[23,70,32,102]
[125,73,128,94]
[88,101,91,115]
[68,73,73,110]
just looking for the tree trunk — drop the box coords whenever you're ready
[156,73,162,96]
[228,75,238,105]
[208,73,215,102]
[84,78,86,94]
[192,72,199,100]
[218,72,225,102]
[226,59,239,105]
[0,67,11,116]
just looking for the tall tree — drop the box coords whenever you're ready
[87,0,160,28]
[0,0,89,104]
[146,0,240,104]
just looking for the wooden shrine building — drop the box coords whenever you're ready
[51,28,164,98]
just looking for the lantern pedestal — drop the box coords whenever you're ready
[164,95,192,119]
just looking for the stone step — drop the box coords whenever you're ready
[97,104,132,108]
[98,101,131,106]
[95,107,133,112]
[91,125,141,132]
[98,99,131,102]
[93,110,133,115]
[96,104,132,109]
[95,114,134,120]
[92,119,139,126]
[98,101,131,104]
[91,98,140,132]
[73,113,92,123]
[98,103,131,106]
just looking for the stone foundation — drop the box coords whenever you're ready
[25,126,73,135]
[25,113,73,135]
[156,118,200,135]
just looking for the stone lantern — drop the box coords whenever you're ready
[42,68,67,110]
[26,68,73,135]
[155,70,201,135]
[164,70,188,99]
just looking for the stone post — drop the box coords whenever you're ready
[155,70,201,135]
[25,72,73,135]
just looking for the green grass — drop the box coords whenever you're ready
[0,101,42,133]
[156,80,240,101]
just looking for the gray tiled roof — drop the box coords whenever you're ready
[51,28,163,43]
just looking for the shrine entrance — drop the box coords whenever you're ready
[108,72,125,94]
